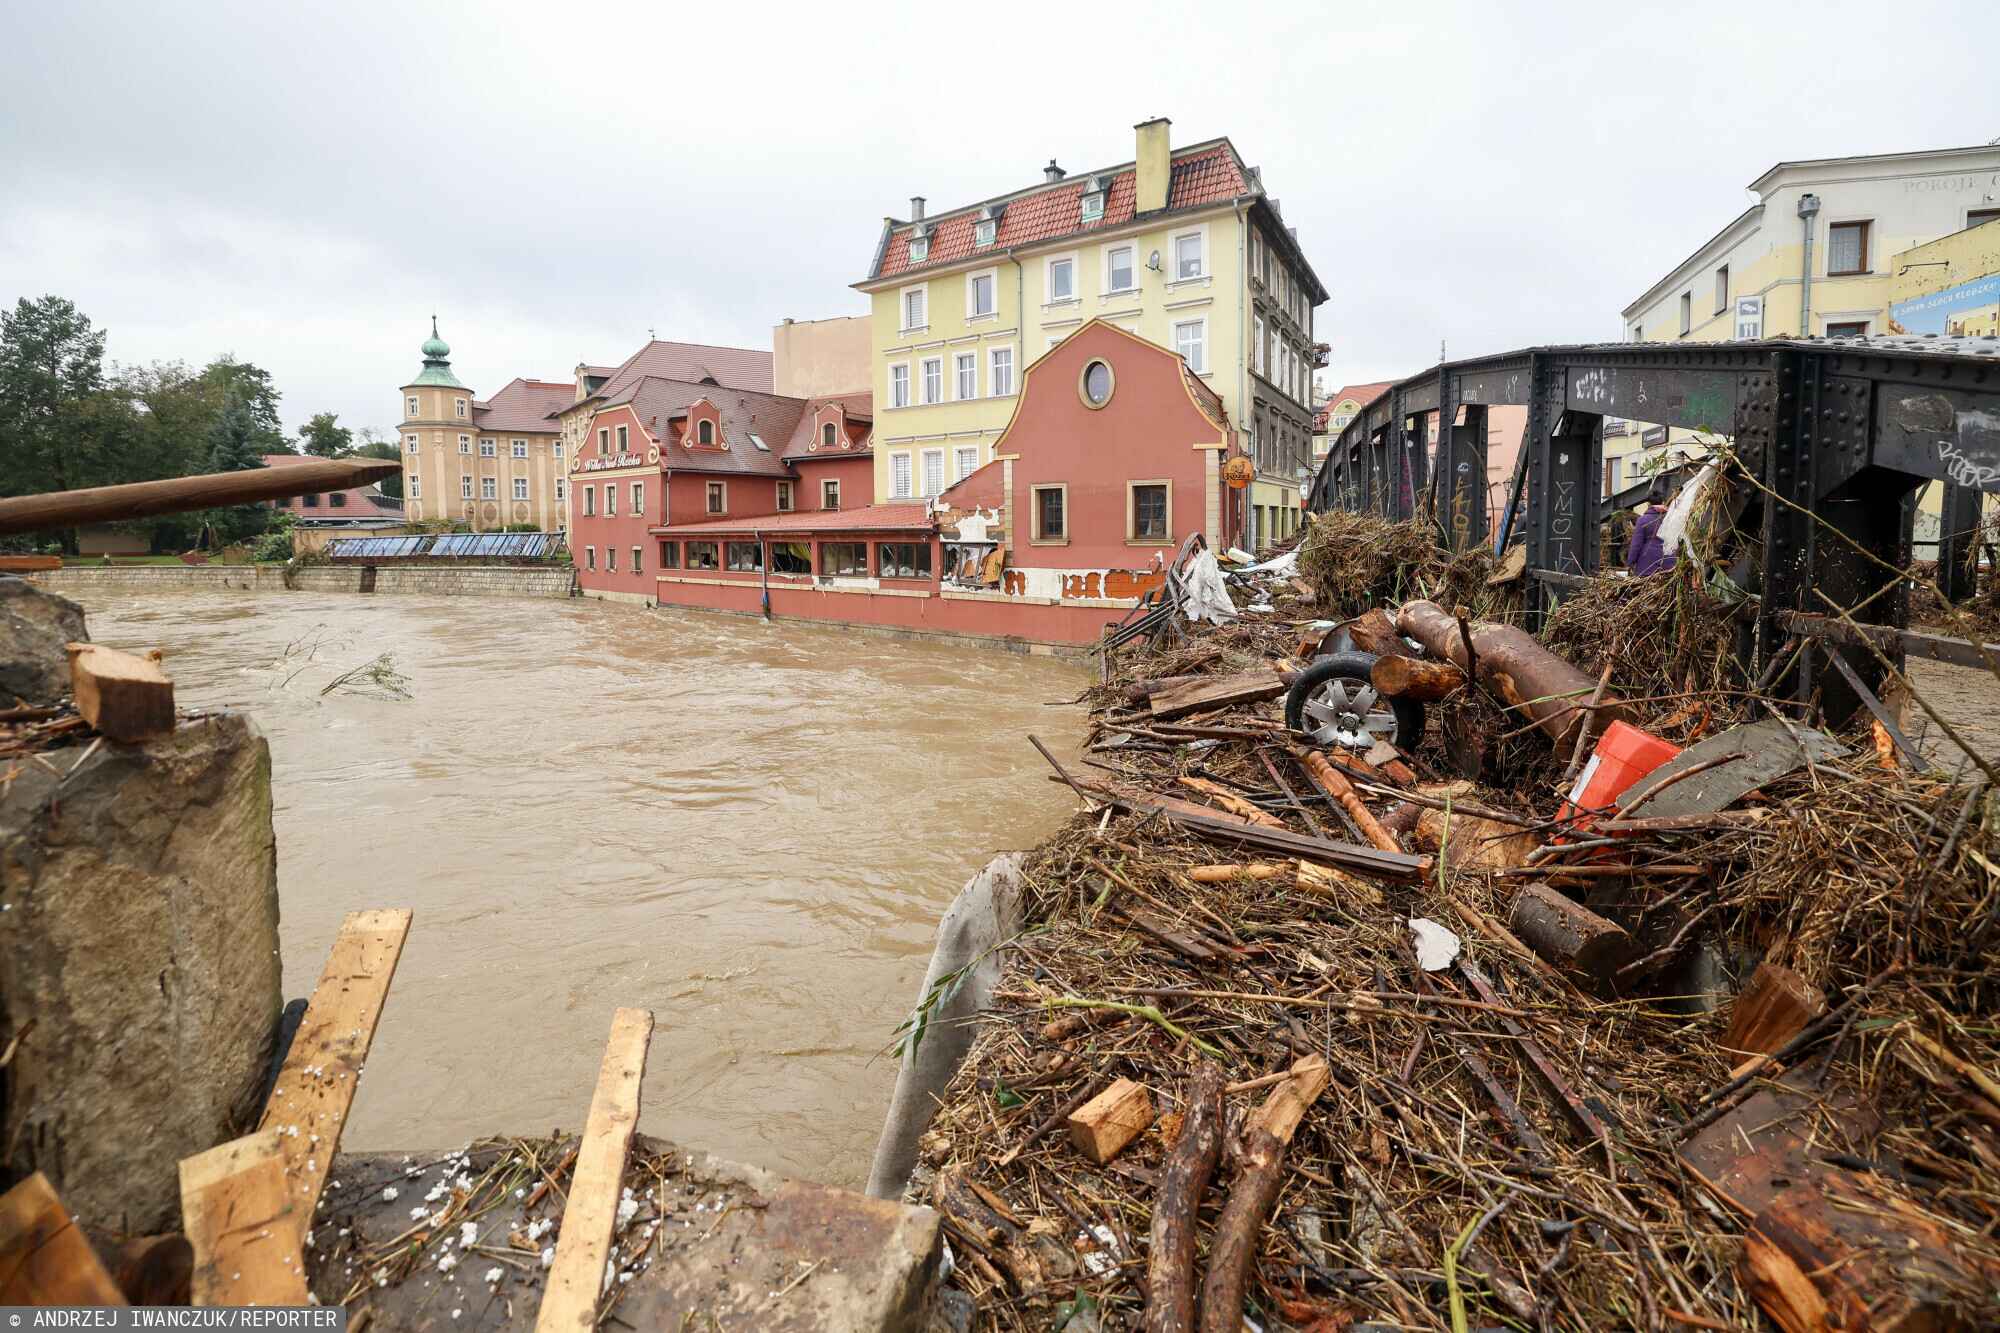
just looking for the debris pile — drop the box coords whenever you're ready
[903,545,2000,1330]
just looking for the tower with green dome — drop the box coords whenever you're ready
[397,316,476,523]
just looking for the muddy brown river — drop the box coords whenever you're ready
[76,590,1087,1188]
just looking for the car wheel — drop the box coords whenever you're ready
[1285,650,1424,751]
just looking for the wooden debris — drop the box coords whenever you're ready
[1143,1064,1223,1333]
[1371,653,1466,701]
[1186,862,1287,883]
[1396,598,1630,748]
[1297,749,1402,853]
[0,1173,126,1307]
[1678,1073,1880,1218]
[110,1234,192,1307]
[1177,776,1286,829]
[1150,670,1290,721]
[1342,608,1406,659]
[536,1007,655,1333]
[1066,1078,1154,1164]
[1722,961,1825,1059]
[1415,807,1539,871]
[0,457,399,536]
[64,642,173,742]
[179,1130,306,1306]
[1508,883,1634,988]
[1198,1056,1330,1333]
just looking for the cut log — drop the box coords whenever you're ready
[1066,1078,1154,1165]
[1416,808,1539,872]
[1197,1056,1331,1333]
[257,909,411,1224]
[1343,608,1406,659]
[178,1130,306,1306]
[1507,884,1633,988]
[1297,750,1402,854]
[1178,776,1287,829]
[65,642,174,742]
[1150,671,1289,721]
[1395,599,1630,749]
[1382,801,1424,837]
[1143,1064,1224,1333]
[0,1173,126,1307]
[536,1007,655,1333]
[1722,962,1825,1060]
[1370,654,1465,702]
[1187,862,1287,883]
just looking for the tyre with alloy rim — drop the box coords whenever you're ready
[1284,650,1423,751]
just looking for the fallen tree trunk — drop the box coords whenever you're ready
[1395,599,1629,748]
[1144,1063,1224,1333]
[1343,608,1406,659]
[1197,1056,1330,1333]
[1370,654,1465,702]
[1508,883,1633,989]
[0,459,398,536]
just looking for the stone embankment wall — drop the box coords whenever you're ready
[34,564,574,599]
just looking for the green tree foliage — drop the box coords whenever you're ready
[198,396,272,546]
[200,356,290,453]
[299,411,353,457]
[0,296,110,500]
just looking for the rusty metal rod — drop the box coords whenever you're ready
[0,459,400,536]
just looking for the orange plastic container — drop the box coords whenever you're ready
[1557,720,1681,837]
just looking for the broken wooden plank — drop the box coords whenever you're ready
[1177,776,1286,829]
[1722,961,1825,1060]
[179,1130,306,1306]
[1150,670,1289,721]
[536,1007,655,1333]
[1678,1074,1880,1219]
[0,1172,126,1307]
[1823,648,1926,770]
[1508,883,1633,989]
[65,642,173,742]
[1066,1078,1154,1165]
[258,908,412,1222]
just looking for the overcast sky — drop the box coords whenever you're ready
[4,1,1995,438]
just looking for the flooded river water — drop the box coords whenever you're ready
[76,590,1087,1188]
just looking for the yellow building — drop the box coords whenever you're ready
[853,117,1327,550]
[398,321,572,531]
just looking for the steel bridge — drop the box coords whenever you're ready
[1306,334,2000,722]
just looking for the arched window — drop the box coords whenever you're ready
[822,422,837,447]
[697,419,714,445]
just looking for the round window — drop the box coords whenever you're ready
[1080,359,1114,408]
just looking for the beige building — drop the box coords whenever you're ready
[772,315,871,397]
[398,321,572,531]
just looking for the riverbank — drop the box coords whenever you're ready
[35,562,572,597]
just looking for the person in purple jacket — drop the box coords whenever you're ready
[1626,475,1675,576]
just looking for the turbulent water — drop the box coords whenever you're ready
[77,590,1087,1187]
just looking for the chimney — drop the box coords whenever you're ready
[910,196,926,222]
[1043,159,1065,183]
[1135,117,1171,214]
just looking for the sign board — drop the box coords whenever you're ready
[1641,425,1669,446]
[1735,295,1764,340]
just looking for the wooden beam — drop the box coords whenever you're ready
[179,1131,307,1306]
[1150,671,1289,721]
[0,1173,127,1307]
[1066,1078,1155,1165]
[0,459,400,537]
[536,1007,655,1333]
[65,642,175,742]
[258,909,412,1222]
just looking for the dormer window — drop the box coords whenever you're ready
[974,218,996,247]
[1080,191,1104,223]
[822,422,837,448]
[909,233,929,264]
[697,419,715,446]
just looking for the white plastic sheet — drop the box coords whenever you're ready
[1180,549,1237,625]
[1407,917,1463,972]
[1658,460,1722,562]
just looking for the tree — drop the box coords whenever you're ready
[299,411,352,458]
[351,433,404,499]
[199,396,271,545]
[199,356,290,453]
[0,296,108,502]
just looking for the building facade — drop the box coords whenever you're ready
[397,322,572,532]
[853,118,1324,554]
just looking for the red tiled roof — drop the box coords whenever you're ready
[780,391,875,460]
[653,502,931,536]
[1314,382,1393,431]
[599,376,806,478]
[472,377,572,433]
[592,340,773,403]
[870,141,1250,281]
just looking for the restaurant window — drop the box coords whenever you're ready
[684,541,719,570]
[775,481,794,512]
[1130,482,1169,541]
[770,541,812,574]
[725,541,762,572]
[705,481,725,514]
[658,541,680,569]
[877,542,932,579]
[1032,485,1067,542]
[822,478,840,510]
[1827,220,1870,275]
[820,542,868,576]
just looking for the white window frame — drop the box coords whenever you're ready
[1044,252,1078,304]
[479,437,496,457]
[554,477,566,501]
[513,477,529,501]
[458,435,471,454]
[1080,190,1105,224]
[965,267,998,320]
[973,217,996,247]
[585,545,595,570]
[954,445,980,481]
[632,546,642,574]
[553,441,563,458]
[454,398,467,419]
[899,283,929,331]
[889,362,911,409]
[989,345,1016,398]
[1102,243,1136,295]
[705,480,726,514]
[480,476,497,500]
[631,481,644,515]
[1170,225,1208,282]
[406,395,419,417]
[606,545,616,572]
[582,484,595,517]
[920,447,946,498]
[510,439,526,458]
[1174,317,1208,373]
[404,434,419,454]
[460,475,473,499]
[908,234,929,265]
[920,356,943,405]
[954,351,977,401]
[408,474,420,499]
[890,451,914,499]
[776,480,794,512]
[604,482,616,516]
[1253,316,1265,375]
